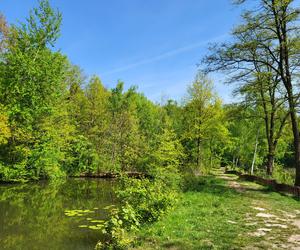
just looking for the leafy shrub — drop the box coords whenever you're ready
[96,203,139,250]
[117,177,177,224]
[0,162,29,182]
[97,176,179,249]
[96,125,183,248]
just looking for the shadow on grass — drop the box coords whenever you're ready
[236,177,300,202]
[261,185,300,202]
[162,240,194,250]
[181,174,285,199]
[162,240,214,250]
[183,174,300,203]
[182,175,238,195]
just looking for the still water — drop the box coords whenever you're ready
[0,178,117,250]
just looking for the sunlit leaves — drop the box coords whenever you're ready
[0,105,10,145]
[64,209,94,217]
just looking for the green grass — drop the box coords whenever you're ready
[131,173,300,250]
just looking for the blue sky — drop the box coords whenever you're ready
[1,0,244,103]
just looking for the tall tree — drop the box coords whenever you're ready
[150,118,184,189]
[203,0,300,185]
[237,70,289,175]
[182,73,226,173]
[108,82,146,171]
[0,13,8,53]
[85,76,110,156]
[0,0,69,179]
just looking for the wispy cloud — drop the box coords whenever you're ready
[101,34,228,76]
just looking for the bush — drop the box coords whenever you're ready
[96,203,140,250]
[0,162,29,182]
[96,125,183,249]
[97,176,179,249]
[272,163,295,186]
[117,177,177,223]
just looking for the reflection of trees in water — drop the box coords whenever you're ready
[0,179,117,250]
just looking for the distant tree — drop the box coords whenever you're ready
[0,13,8,53]
[150,118,184,189]
[182,73,227,173]
[108,82,147,171]
[164,100,184,137]
[225,104,265,171]
[85,76,110,155]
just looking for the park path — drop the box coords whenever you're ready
[217,169,300,250]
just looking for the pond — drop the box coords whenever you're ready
[0,178,117,250]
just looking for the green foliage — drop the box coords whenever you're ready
[118,178,177,224]
[181,73,229,173]
[149,122,184,189]
[97,203,139,250]
[0,1,299,249]
[97,176,179,249]
[96,120,184,248]
[0,104,10,145]
[64,135,99,175]
[224,105,265,171]
[0,162,28,182]
[0,0,69,181]
[203,0,300,184]
[272,164,295,186]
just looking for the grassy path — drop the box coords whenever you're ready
[132,169,300,250]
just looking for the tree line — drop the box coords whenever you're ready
[0,0,299,186]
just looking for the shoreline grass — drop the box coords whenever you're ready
[131,174,300,250]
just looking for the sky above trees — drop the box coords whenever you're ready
[2,0,251,102]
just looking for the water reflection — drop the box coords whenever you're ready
[0,178,117,250]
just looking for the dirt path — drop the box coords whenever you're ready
[217,169,300,250]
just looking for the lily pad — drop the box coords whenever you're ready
[88,225,103,230]
[91,220,104,223]
[78,225,88,228]
[64,209,94,217]
[103,205,116,210]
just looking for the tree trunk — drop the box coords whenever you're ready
[266,153,274,176]
[235,158,239,169]
[290,109,300,186]
[266,139,275,176]
[271,0,300,186]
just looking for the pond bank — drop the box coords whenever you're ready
[71,171,151,179]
